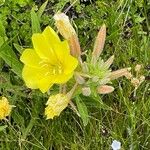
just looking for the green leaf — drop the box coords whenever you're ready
[37,0,48,19]
[0,125,7,132]
[0,20,5,37]
[13,43,24,54]
[31,8,41,34]
[0,42,23,77]
[75,96,89,126]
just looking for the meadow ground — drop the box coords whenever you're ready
[0,0,150,150]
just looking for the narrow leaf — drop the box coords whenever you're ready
[0,20,5,37]
[13,43,24,54]
[37,0,48,19]
[31,8,41,33]
[109,68,129,80]
[0,43,23,77]
[76,96,89,126]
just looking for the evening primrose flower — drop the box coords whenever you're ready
[0,97,13,120]
[20,26,78,93]
[45,94,70,119]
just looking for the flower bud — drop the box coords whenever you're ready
[99,78,110,85]
[82,62,89,73]
[75,73,85,84]
[92,76,99,82]
[109,68,129,80]
[91,24,106,64]
[54,13,81,57]
[97,85,114,94]
[82,87,91,96]
[104,55,114,68]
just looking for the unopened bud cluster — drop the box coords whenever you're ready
[125,64,145,89]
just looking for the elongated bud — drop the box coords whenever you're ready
[99,78,110,85]
[97,85,114,94]
[92,76,99,82]
[69,34,81,57]
[75,73,85,84]
[91,24,106,64]
[54,13,81,57]
[104,55,114,68]
[82,62,89,73]
[109,68,129,80]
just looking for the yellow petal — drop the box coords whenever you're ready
[54,40,70,61]
[20,49,42,67]
[22,66,39,89]
[55,72,73,84]
[38,76,54,93]
[42,26,70,61]
[63,55,78,74]
[42,26,60,47]
[22,66,48,89]
[32,34,57,63]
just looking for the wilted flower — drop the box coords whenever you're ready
[125,64,145,90]
[111,140,121,150]
[54,13,76,39]
[0,97,13,120]
[54,13,81,58]
[20,26,78,93]
[135,64,142,72]
[125,71,133,79]
[131,78,140,87]
[139,75,145,83]
[45,94,70,119]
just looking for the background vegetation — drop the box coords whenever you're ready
[0,0,150,149]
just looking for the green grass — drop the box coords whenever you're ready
[0,0,150,149]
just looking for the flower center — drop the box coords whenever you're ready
[52,65,63,75]
[39,60,63,75]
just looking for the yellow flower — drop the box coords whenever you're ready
[20,26,78,93]
[45,94,69,119]
[0,97,13,120]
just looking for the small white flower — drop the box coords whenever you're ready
[111,140,121,150]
